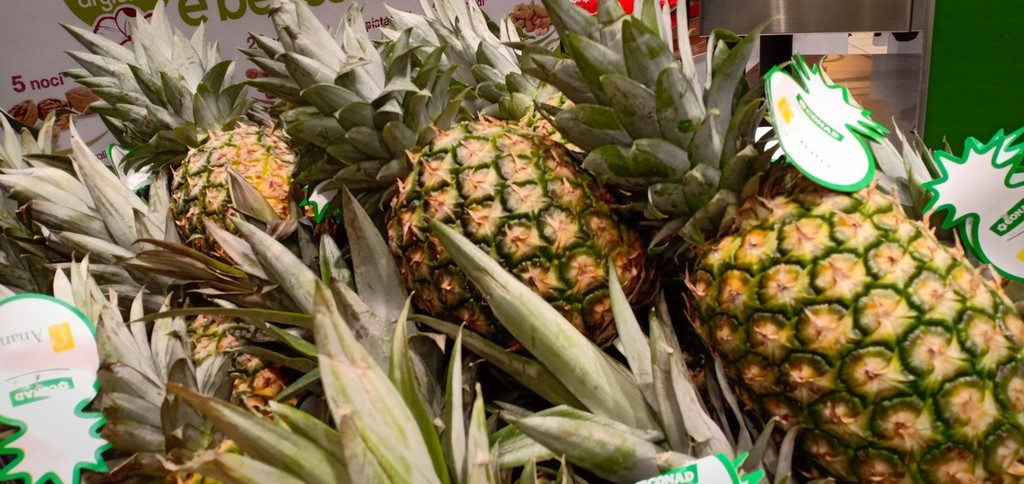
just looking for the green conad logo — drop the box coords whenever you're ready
[991,197,1024,236]
[65,0,160,26]
[9,378,76,407]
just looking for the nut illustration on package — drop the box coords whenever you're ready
[5,4,153,134]
[510,2,552,36]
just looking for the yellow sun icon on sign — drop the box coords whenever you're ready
[48,322,75,353]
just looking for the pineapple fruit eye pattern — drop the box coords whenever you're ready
[388,119,655,348]
[170,125,296,256]
[690,184,1024,481]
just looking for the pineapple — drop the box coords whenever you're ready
[0,116,295,417]
[62,2,295,257]
[389,118,652,347]
[690,181,1024,481]
[250,0,655,348]
[62,1,301,389]
[188,314,290,414]
[525,0,1024,480]
[170,125,295,256]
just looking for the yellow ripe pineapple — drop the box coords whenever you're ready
[689,180,1024,482]
[63,3,297,255]
[171,125,295,256]
[63,3,295,411]
[525,0,1024,480]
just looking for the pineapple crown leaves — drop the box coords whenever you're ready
[923,127,1024,236]
[252,0,465,188]
[255,1,390,103]
[0,113,64,272]
[868,121,939,218]
[152,201,783,482]
[0,114,49,171]
[44,259,231,479]
[522,0,767,243]
[383,0,520,86]
[97,296,231,454]
[63,1,252,172]
[382,0,573,124]
[0,117,174,297]
[167,191,405,348]
[285,1,386,95]
[163,286,494,484]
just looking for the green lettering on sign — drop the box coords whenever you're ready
[635,464,698,484]
[797,94,844,141]
[179,0,210,26]
[218,0,246,21]
[634,452,765,484]
[9,378,76,407]
[250,0,272,15]
[990,197,1024,237]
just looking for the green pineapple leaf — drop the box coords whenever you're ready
[165,452,308,484]
[413,315,584,408]
[389,297,450,482]
[342,187,407,324]
[311,283,441,483]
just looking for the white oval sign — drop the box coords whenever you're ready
[0,294,108,484]
[765,56,889,192]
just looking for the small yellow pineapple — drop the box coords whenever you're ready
[188,314,291,414]
[170,125,295,256]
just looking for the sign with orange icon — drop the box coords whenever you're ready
[0,294,108,484]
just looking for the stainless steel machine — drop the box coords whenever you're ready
[699,0,930,35]
[698,0,931,78]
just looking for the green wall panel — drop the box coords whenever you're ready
[922,0,1024,150]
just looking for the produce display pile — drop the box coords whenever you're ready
[1,0,1022,482]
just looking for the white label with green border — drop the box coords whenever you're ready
[765,55,889,192]
[0,294,109,484]
[924,127,1024,282]
[635,452,764,484]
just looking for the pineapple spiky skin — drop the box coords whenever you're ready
[690,183,1024,482]
[170,125,295,255]
[188,314,290,414]
[388,119,655,348]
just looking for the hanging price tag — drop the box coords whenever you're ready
[0,294,109,484]
[924,128,1024,281]
[765,55,889,192]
